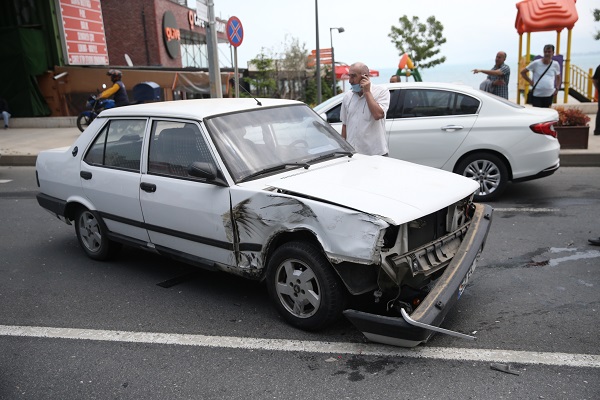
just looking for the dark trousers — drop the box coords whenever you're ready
[531,95,553,108]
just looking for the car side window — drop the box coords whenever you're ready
[399,89,481,118]
[83,119,146,171]
[324,103,341,123]
[148,121,215,178]
[387,90,401,119]
[401,89,457,117]
[455,94,480,115]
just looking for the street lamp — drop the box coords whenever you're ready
[330,27,344,96]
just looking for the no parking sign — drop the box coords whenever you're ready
[226,16,243,47]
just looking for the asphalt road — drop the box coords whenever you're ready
[1,166,599,399]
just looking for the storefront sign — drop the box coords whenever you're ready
[188,10,227,35]
[58,0,109,65]
[163,11,180,59]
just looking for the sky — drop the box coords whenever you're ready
[191,0,599,71]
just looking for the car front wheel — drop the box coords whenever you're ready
[74,207,121,260]
[456,153,508,202]
[266,241,346,331]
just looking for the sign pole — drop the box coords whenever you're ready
[234,47,239,98]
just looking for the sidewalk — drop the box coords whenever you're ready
[0,110,599,167]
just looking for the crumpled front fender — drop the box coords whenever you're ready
[344,203,494,347]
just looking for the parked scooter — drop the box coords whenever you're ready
[76,92,115,132]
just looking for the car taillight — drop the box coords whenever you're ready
[530,121,557,138]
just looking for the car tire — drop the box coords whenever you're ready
[455,153,508,202]
[266,241,346,331]
[74,207,121,260]
[76,114,92,132]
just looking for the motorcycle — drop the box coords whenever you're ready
[76,94,115,132]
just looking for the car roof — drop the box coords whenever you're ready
[100,98,304,120]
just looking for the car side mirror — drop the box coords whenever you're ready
[188,162,227,186]
[319,113,327,121]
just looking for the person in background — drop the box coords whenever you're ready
[520,44,561,108]
[0,97,10,129]
[592,63,600,136]
[389,75,400,83]
[340,62,390,156]
[98,69,130,107]
[472,51,510,99]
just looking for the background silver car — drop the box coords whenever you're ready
[314,82,560,201]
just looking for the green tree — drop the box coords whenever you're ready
[245,49,277,97]
[389,15,447,69]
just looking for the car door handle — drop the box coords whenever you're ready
[441,125,464,132]
[80,171,92,180]
[140,182,157,193]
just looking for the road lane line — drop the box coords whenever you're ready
[1,324,599,368]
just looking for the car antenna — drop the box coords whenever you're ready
[237,81,262,106]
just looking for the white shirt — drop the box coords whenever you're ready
[526,59,561,97]
[340,85,390,156]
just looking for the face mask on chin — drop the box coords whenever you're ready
[351,83,362,93]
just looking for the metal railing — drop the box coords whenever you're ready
[569,65,596,102]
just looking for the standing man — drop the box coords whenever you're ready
[340,62,390,156]
[472,51,510,99]
[520,44,561,108]
[98,69,130,107]
[592,64,600,136]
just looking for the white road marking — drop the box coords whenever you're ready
[494,208,560,213]
[0,179,12,184]
[1,324,599,368]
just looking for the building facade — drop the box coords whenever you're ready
[0,0,237,117]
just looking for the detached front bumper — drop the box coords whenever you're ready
[344,203,493,347]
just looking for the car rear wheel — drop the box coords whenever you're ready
[456,153,508,202]
[74,207,121,260]
[76,114,92,132]
[266,241,346,331]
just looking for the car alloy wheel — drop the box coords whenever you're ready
[267,241,346,331]
[456,153,508,202]
[74,207,120,260]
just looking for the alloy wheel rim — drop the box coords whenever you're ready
[464,160,500,196]
[79,211,102,253]
[274,259,321,318]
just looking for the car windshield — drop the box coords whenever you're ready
[204,104,354,182]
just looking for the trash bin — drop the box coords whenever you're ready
[132,82,161,103]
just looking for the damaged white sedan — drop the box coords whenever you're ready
[36,98,492,347]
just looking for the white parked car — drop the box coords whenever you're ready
[314,82,560,201]
[36,98,492,347]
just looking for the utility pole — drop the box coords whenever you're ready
[206,0,222,98]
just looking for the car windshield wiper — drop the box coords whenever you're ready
[308,151,353,165]
[239,163,310,182]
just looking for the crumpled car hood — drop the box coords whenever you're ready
[261,155,479,225]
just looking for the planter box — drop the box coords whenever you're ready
[555,126,589,149]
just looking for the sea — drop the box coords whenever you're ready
[369,52,600,101]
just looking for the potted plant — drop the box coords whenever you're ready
[553,106,591,149]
